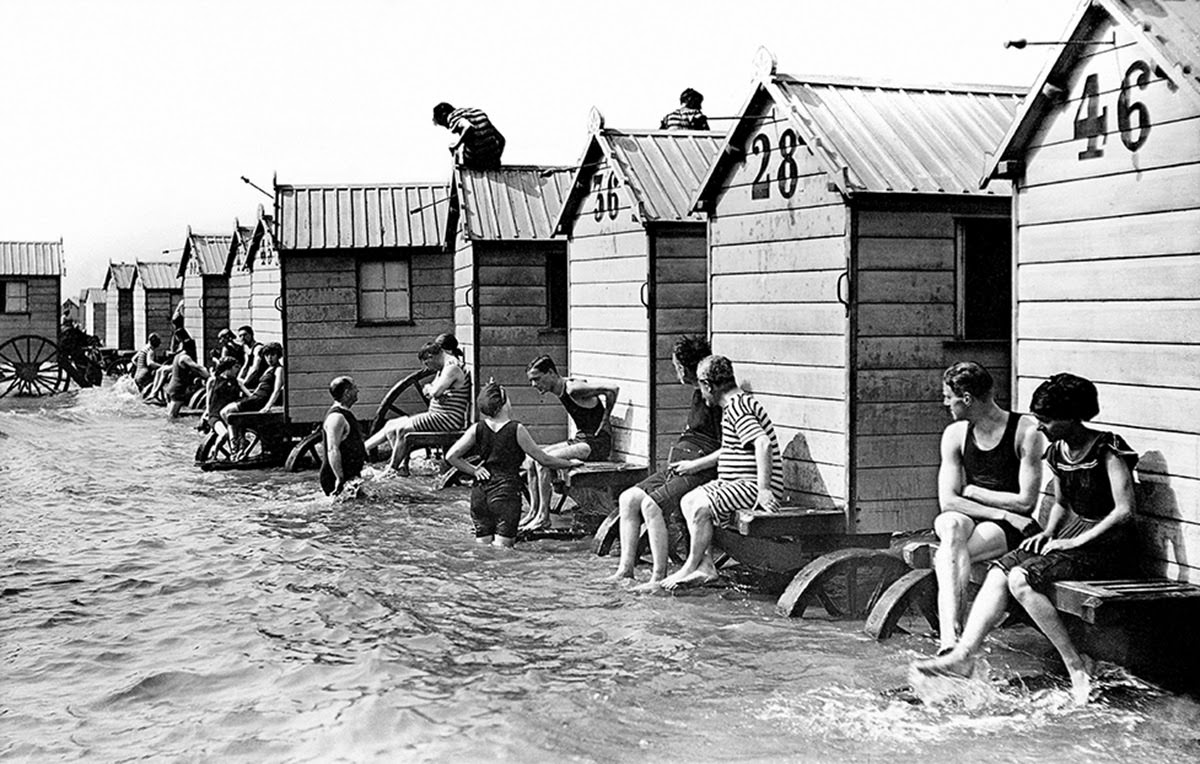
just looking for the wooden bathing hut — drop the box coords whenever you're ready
[450,165,574,444]
[80,288,106,344]
[132,260,182,348]
[104,262,136,351]
[179,227,232,363]
[689,52,1023,540]
[984,2,1200,585]
[0,240,63,342]
[274,181,453,426]
[226,219,255,334]
[244,205,283,344]
[61,298,79,324]
[552,112,722,466]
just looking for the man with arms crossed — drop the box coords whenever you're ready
[933,361,1044,655]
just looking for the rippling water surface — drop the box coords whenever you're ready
[4,385,1200,762]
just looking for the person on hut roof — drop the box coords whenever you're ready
[319,376,367,497]
[433,102,506,170]
[913,373,1139,705]
[660,88,709,130]
[660,355,783,591]
[931,362,1044,656]
[524,355,620,532]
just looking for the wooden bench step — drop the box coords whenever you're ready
[554,461,648,491]
[1049,579,1200,625]
[732,507,845,538]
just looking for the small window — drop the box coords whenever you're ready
[358,257,411,323]
[546,252,567,329]
[956,219,1011,341]
[1,281,28,314]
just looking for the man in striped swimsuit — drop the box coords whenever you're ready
[661,355,784,590]
[432,102,506,169]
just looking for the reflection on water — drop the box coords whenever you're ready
[3,385,1199,761]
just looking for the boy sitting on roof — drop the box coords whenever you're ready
[660,88,710,130]
[432,102,506,170]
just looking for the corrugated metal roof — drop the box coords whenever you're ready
[770,75,1023,195]
[557,129,723,234]
[180,230,233,277]
[226,222,255,273]
[276,183,451,251]
[83,287,106,304]
[137,260,181,291]
[0,240,63,276]
[104,262,136,290]
[1118,0,1200,97]
[454,165,573,240]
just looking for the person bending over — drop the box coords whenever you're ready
[364,340,472,475]
[523,355,619,532]
[165,336,209,418]
[913,373,1138,705]
[432,102,505,170]
[446,382,584,548]
[131,333,163,392]
[660,355,784,590]
[220,341,284,456]
[319,376,367,496]
[603,336,721,591]
[932,361,1044,655]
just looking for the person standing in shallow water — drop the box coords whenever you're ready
[932,362,1044,655]
[912,373,1139,705]
[320,376,366,496]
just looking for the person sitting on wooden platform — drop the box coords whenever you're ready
[603,336,722,591]
[319,376,367,497]
[661,355,784,591]
[364,339,472,476]
[236,325,267,391]
[165,334,210,418]
[131,333,163,392]
[659,87,710,130]
[446,381,584,548]
[200,357,243,433]
[523,355,620,532]
[913,373,1139,705]
[932,362,1044,655]
[220,341,284,456]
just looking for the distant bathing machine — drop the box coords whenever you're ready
[0,240,63,344]
[179,227,231,363]
[133,260,182,350]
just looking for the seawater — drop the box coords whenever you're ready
[3,384,1199,762]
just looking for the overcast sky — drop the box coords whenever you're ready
[0,0,1078,298]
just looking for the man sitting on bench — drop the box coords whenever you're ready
[661,355,784,590]
[932,362,1044,655]
[523,355,619,532]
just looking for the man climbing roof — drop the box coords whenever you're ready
[433,102,506,169]
[660,88,709,130]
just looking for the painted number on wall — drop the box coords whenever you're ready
[750,129,800,200]
[592,173,620,222]
[1073,59,1152,160]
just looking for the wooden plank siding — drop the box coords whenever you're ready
[282,248,453,425]
[853,197,1011,533]
[0,276,59,342]
[228,268,252,333]
[1011,14,1200,581]
[88,302,107,345]
[250,258,282,344]
[107,285,134,351]
[201,276,229,362]
[707,93,851,512]
[452,228,475,400]
[135,287,182,350]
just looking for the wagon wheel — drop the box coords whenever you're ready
[774,548,911,619]
[189,386,208,412]
[591,508,687,563]
[863,568,939,641]
[195,430,233,464]
[0,335,67,397]
[370,367,436,435]
[284,428,324,472]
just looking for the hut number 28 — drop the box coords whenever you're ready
[1074,59,1152,160]
[750,129,801,200]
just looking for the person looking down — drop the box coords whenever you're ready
[432,102,506,170]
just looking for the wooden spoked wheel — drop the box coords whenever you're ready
[0,335,67,397]
[195,427,263,465]
[188,387,208,412]
[370,367,436,436]
[863,568,939,641]
[775,548,911,619]
[284,428,324,472]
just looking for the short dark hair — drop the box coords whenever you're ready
[262,341,283,358]
[237,325,254,336]
[1030,373,1099,422]
[417,341,443,361]
[672,335,711,381]
[215,357,240,375]
[697,355,736,393]
[680,88,703,108]
[147,333,161,347]
[432,102,455,126]
[435,332,464,360]
[527,355,557,374]
[477,381,508,417]
[329,375,355,401]
[943,361,994,399]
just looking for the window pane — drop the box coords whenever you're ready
[385,260,409,292]
[360,261,383,287]
[385,290,410,319]
[5,282,28,313]
[360,290,385,319]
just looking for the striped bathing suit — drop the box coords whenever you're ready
[409,368,472,432]
[449,107,505,169]
[700,390,785,527]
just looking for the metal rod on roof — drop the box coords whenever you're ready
[1004,36,1116,49]
[408,195,453,215]
[240,175,274,199]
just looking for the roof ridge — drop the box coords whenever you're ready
[776,72,1028,96]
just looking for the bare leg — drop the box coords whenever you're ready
[660,490,720,590]
[933,513,1009,652]
[167,401,183,418]
[630,497,671,592]
[1007,567,1093,704]
[493,535,516,549]
[913,565,1012,677]
[474,535,493,545]
[389,431,411,474]
[521,443,588,531]
[602,487,645,583]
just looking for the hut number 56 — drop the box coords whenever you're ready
[1074,60,1152,160]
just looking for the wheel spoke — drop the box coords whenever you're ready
[29,338,51,365]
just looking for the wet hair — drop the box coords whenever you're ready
[477,381,509,417]
[237,325,254,336]
[672,335,711,381]
[1030,373,1100,422]
[329,375,355,401]
[432,102,455,126]
[147,333,161,347]
[262,341,283,359]
[943,361,994,399]
[417,340,443,361]
[215,357,240,376]
[527,355,557,375]
[435,332,464,360]
[680,88,704,108]
[697,355,736,393]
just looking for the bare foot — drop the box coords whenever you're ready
[600,570,635,585]
[658,568,691,590]
[912,649,977,679]
[630,579,666,594]
[662,569,721,591]
[1067,655,1095,706]
[519,512,550,533]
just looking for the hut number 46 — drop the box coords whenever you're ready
[1074,59,1152,160]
